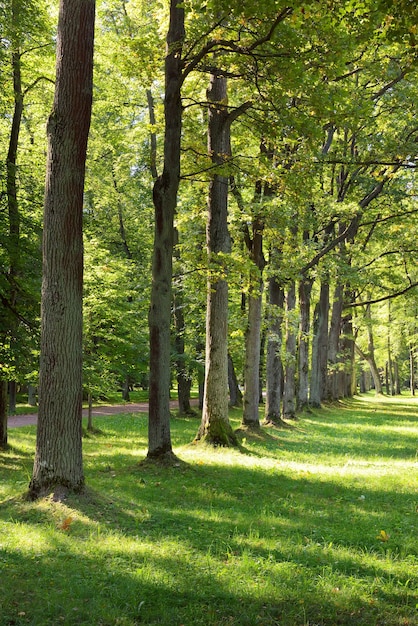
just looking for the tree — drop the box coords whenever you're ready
[147,0,184,461]
[29,0,95,498]
[196,73,237,446]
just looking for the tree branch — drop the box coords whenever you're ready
[346,282,418,309]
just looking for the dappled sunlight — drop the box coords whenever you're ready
[1,395,417,625]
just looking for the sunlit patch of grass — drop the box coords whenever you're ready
[1,394,417,625]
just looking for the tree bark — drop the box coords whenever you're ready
[264,271,285,424]
[242,285,263,427]
[327,283,344,400]
[0,381,8,448]
[196,73,236,446]
[228,353,243,407]
[242,214,265,429]
[297,275,313,410]
[29,0,95,498]
[147,0,184,459]
[282,281,297,419]
[310,280,329,407]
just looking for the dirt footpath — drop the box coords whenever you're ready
[8,400,194,428]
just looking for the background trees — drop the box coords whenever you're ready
[0,0,416,464]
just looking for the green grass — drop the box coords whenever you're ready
[1,394,417,626]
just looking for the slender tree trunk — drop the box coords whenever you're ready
[29,0,95,498]
[264,272,284,424]
[147,0,184,459]
[196,73,236,446]
[173,230,193,416]
[228,354,243,407]
[1,1,24,448]
[410,347,416,396]
[0,381,8,448]
[174,291,193,415]
[242,286,263,427]
[8,381,17,415]
[310,280,329,407]
[362,303,382,394]
[327,283,344,400]
[87,392,93,431]
[242,214,265,429]
[297,275,313,411]
[28,385,37,406]
[282,282,297,419]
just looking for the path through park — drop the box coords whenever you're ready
[8,399,194,428]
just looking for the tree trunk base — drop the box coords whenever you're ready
[141,450,184,468]
[262,416,294,428]
[195,422,238,447]
[27,480,84,502]
[177,408,199,418]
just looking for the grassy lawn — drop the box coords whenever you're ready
[0,394,417,626]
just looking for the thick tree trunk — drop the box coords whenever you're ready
[196,73,236,446]
[264,273,284,424]
[29,0,95,498]
[282,281,297,419]
[297,276,313,411]
[147,0,184,459]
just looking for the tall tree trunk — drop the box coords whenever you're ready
[196,73,236,446]
[297,275,313,411]
[282,281,297,419]
[8,381,17,415]
[242,285,263,427]
[147,0,184,459]
[327,283,344,400]
[174,287,193,416]
[361,303,382,394]
[264,272,284,424]
[29,0,95,498]
[410,347,416,396]
[28,385,37,406]
[0,381,8,448]
[228,354,243,407]
[173,229,193,416]
[242,214,265,429]
[310,280,329,407]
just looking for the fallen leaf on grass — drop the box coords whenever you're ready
[59,516,74,531]
[376,529,390,542]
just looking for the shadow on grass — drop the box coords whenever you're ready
[1,396,417,625]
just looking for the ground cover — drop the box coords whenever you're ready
[0,394,417,625]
